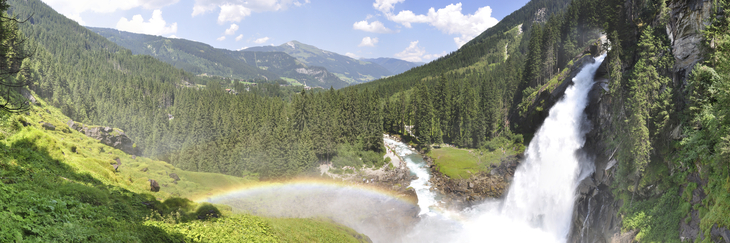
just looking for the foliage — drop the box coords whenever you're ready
[7,0,384,179]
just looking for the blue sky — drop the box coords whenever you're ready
[41,0,530,63]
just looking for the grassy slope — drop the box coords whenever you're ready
[0,92,369,242]
[429,144,520,179]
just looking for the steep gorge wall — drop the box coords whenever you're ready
[569,0,717,242]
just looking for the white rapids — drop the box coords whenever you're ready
[402,54,606,243]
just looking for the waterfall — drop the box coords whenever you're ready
[406,54,606,243]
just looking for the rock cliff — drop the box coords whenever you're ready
[569,1,721,241]
[67,120,138,155]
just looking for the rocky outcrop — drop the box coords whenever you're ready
[149,179,160,192]
[169,173,180,184]
[667,0,713,76]
[67,120,138,155]
[568,1,719,241]
[113,157,121,171]
[41,122,55,130]
[429,155,522,209]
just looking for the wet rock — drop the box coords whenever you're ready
[149,179,160,192]
[140,167,148,172]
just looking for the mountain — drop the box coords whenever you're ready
[89,27,349,89]
[246,41,392,83]
[360,57,424,76]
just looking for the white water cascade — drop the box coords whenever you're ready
[404,54,606,243]
[384,137,439,216]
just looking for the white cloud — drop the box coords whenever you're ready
[217,36,226,41]
[394,40,444,62]
[116,10,178,36]
[192,0,309,24]
[254,37,270,44]
[293,0,310,7]
[353,20,395,33]
[373,0,405,13]
[224,24,239,35]
[42,0,179,25]
[235,34,244,41]
[375,2,499,47]
[358,37,379,47]
[345,52,360,59]
[169,34,178,38]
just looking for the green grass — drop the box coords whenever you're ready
[280,77,303,86]
[0,91,371,242]
[269,218,370,243]
[429,147,501,179]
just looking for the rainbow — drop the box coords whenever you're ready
[193,178,468,226]
[192,178,416,205]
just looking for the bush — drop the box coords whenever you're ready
[195,203,221,220]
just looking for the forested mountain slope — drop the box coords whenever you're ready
[360,57,424,76]
[247,41,392,83]
[89,27,348,89]
[9,0,382,180]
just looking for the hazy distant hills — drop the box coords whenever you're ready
[89,27,349,89]
[360,58,424,76]
[246,41,394,84]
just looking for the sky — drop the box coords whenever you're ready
[41,0,531,63]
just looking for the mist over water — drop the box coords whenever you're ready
[408,54,606,242]
[209,55,605,243]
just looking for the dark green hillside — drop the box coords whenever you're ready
[247,40,392,83]
[89,27,348,89]
[360,57,423,76]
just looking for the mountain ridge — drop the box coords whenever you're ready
[89,27,350,89]
[246,40,393,84]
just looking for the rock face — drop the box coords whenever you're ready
[667,0,713,74]
[429,155,521,209]
[568,2,718,242]
[68,120,138,155]
[149,179,160,192]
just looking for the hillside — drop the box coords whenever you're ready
[360,57,423,76]
[89,27,348,89]
[247,41,392,83]
[0,90,369,242]
[8,0,385,181]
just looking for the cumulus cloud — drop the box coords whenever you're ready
[345,52,360,59]
[372,0,405,13]
[42,0,179,25]
[236,34,244,41]
[116,10,178,36]
[224,24,239,35]
[353,20,395,33]
[217,36,226,41]
[394,40,444,62]
[358,37,379,47]
[254,37,270,44]
[374,1,499,47]
[192,0,309,24]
